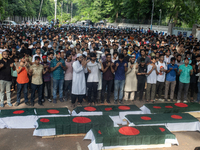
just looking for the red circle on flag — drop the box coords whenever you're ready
[159,127,165,132]
[141,116,152,120]
[165,106,173,108]
[153,106,161,109]
[13,110,25,114]
[72,117,91,123]
[174,103,188,108]
[84,107,97,111]
[118,106,130,110]
[40,118,50,123]
[98,130,102,134]
[171,115,182,119]
[119,127,140,135]
[105,107,112,111]
[47,109,60,114]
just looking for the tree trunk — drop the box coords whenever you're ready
[174,11,179,26]
[168,5,177,25]
[115,11,118,23]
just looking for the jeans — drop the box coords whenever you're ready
[71,94,84,104]
[53,79,64,100]
[87,82,98,103]
[165,80,176,100]
[31,84,43,104]
[0,80,12,104]
[137,81,145,100]
[42,81,51,99]
[146,83,156,100]
[101,79,113,102]
[177,81,190,101]
[114,80,125,101]
[17,82,29,103]
[156,81,165,99]
[197,82,200,102]
[12,77,17,90]
[64,80,72,99]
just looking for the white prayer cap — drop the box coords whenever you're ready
[77,53,82,58]
[83,51,87,57]
[60,50,65,53]
[70,44,74,48]
[28,45,33,49]
[48,45,52,48]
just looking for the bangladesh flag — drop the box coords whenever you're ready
[35,108,70,118]
[125,113,200,132]
[141,103,200,114]
[0,108,37,129]
[84,126,178,149]
[72,105,142,125]
[33,115,114,137]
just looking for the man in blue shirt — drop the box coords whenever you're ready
[114,53,128,104]
[50,51,66,103]
[165,57,178,102]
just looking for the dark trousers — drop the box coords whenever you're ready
[17,82,28,103]
[101,79,113,102]
[137,81,145,100]
[177,82,190,101]
[64,80,72,99]
[87,82,98,103]
[31,84,43,104]
[71,94,84,104]
[12,77,17,90]
[42,81,51,99]
[156,81,165,98]
[190,82,196,98]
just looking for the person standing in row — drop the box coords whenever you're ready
[71,53,87,107]
[124,55,138,101]
[0,51,15,107]
[114,53,128,104]
[50,51,66,103]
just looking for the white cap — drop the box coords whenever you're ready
[48,45,52,48]
[28,45,33,49]
[70,44,74,48]
[60,50,65,53]
[77,53,82,58]
[83,51,87,56]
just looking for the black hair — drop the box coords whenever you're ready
[151,56,156,60]
[113,51,119,56]
[171,57,176,62]
[119,53,124,59]
[106,54,111,57]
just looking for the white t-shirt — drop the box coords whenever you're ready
[87,61,101,82]
[156,61,167,82]
[164,55,171,64]
[147,64,157,84]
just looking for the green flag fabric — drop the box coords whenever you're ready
[35,108,70,116]
[142,103,200,114]
[36,115,114,135]
[0,108,35,117]
[73,105,141,116]
[91,126,176,146]
[125,113,198,125]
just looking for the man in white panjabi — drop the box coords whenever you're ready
[124,55,138,101]
[71,53,87,107]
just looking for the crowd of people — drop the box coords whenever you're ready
[0,25,200,108]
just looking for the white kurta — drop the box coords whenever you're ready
[72,60,87,95]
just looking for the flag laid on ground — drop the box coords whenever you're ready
[140,103,200,114]
[84,126,178,150]
[71,105,143,125]
[33,115,115,137]
[35,108,70,118]
[125,113,200,132]
[0,108,37,129]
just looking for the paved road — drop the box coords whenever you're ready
[0,93,200,150]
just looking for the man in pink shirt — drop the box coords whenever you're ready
[64,53,73,101]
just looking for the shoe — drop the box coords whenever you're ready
[48,99,52,102]
[25,102,30,106]
[53,99,57,103]
[0,104,4,107]
[195,100,199,103]
[41,99,45,102]
[164,99,167,102]
[183,100,187,103]
[15,102,20,107]
[59,98,64,102]
[119,100,123,104]
[7,103,12,107]
[170,99,173,102]
[114,100,118,104]
[107,100,111,104]
[159,99,164,102]
[177,100,181,103]
[38,103,43,106]
[101,101,104,104]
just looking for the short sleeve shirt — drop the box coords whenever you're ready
[30,64,44,85]
[147,64,157,84]
[114,60,128,80]
[0,59,13,81]
[166,64,178,82]
[179,64,193,83]
[50,58,66,80]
